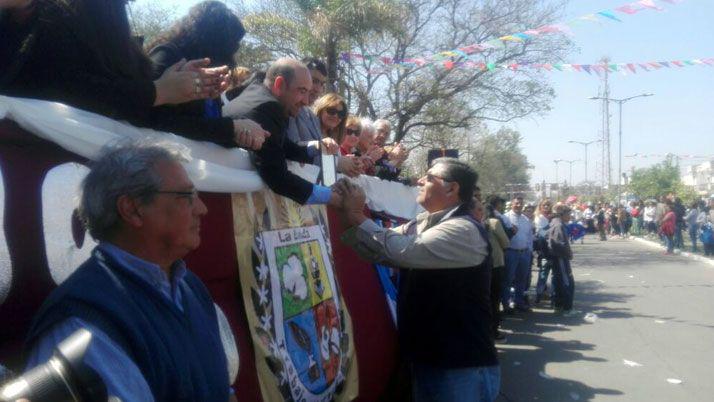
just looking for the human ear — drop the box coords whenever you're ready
[116,195,144,228]
[273,76,286,96]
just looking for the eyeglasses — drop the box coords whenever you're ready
[424,173,452,183]
[156,189,199,206]
[325,107,346,118]
[345,128,360,136]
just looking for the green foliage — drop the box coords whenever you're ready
[628,159,698,204]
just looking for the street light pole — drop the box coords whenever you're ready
[568,139,601,184]
[554,159,563,185]
[562,159,581,186]
[589,93,654,205]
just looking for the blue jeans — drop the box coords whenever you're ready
[664,235,674,253]
[503,249,532,309]
[413,364,500,402]
[689,224,699,252]
[674,222,684,248]
[551,257,574,310]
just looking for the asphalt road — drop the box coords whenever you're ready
[496,235,714,402]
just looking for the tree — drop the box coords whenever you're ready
[127,2,177,46]
[237,0,572,144]
[233,0,403,89]
[402,122,531,196]
[628,158,699,204]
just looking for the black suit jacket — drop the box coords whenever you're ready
[223,83,315,204]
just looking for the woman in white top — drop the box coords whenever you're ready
[643,202,657,235]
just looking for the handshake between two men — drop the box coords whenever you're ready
[328,178,369,228]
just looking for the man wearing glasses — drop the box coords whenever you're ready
[336,158,500,402]
[286,57,360,177]
[24,142,237,402]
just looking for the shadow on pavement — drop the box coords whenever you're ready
[496,280,627,401]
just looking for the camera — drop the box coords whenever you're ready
[0,329,108,402]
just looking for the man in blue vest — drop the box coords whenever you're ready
[337,157,500,402]
[24,142,234,402]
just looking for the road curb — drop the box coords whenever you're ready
[631,237,714,267]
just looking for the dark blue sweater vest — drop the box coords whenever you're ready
[25,249,229,402]
[398,206,498,368]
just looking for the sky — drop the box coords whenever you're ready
[132,0,714,186]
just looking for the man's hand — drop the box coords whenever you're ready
[233,119,270,150]
[337,155,361,178]
[320,138,339,155]
[333,179,367,226]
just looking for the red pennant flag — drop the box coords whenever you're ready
[672,60,684,67]
[508,63,519,71]
[616,5,642,14]
[648,62,662,69]
[627,63,637,73]
[444,60,455,70]
[543,64,552,71]
[572,64,582,72]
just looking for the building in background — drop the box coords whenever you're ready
[683,160,714,196]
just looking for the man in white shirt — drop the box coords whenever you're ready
[503,196,534,312]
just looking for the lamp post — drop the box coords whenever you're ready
[554,159,564,185]
[589,93,653,205]
[568,139,601,185]
[562,159,581,187]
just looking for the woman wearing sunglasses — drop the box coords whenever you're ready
[313,93,347,145]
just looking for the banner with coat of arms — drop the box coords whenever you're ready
[232,190,358,402]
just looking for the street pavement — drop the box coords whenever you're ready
[496,235,714,402]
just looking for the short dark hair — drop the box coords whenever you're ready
[487,194,505,207]
[431,157,478,204]
[302,57,327,76]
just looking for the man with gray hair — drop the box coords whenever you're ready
[224,57,343,205]
[336,158,500,402]
[24,142,236,402]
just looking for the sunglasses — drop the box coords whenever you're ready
[325,107,346,118]
[345,128,360,136]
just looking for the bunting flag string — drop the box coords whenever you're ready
[625,153,714,159]
[363,57,713,76]
[341,0,685,70]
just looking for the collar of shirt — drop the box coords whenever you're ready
[416,205,461,233]
[97,242,187,311]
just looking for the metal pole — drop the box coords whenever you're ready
[618,101,623,206]
[584,143,589,184]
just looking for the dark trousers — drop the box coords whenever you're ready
[490,266,504,336]
[551,257,574,310]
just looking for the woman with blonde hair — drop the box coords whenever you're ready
[340,116,362,155]
[313,93,347,144]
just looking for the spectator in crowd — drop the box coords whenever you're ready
[338,158,499,402]
[534,199,553,304]
[609,206,619,236]
[660,202,676,255]
[630,201,642,236]
[644,201,657,236]
[617,206,629,238]
[340,116,362,156]
[224,58,343,205]
[583,203,595,234]
[0,0,268,151]
[285,57,326,146]
[596,203,607,241]
[352,118,383,175]
[483,200,510,342]
[24,142,234,402]
[488,195,515,239]
[685,200,701,253]
[147,1,245,118]
[503,196,534,313]
[548,203,575,314]
[313,93,347,145]
[673,197,686,249]
[374,119,391,147]
[700,204,714,256]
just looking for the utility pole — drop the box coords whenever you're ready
[568,139,601,185]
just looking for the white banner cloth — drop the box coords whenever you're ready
[0,96,421,219]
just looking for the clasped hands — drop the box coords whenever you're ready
[330,178,367,226]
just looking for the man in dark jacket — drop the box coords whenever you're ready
[24,142,236,402]
[224,58,342,205]
[548,203,575,313]
[338,158,499,402]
